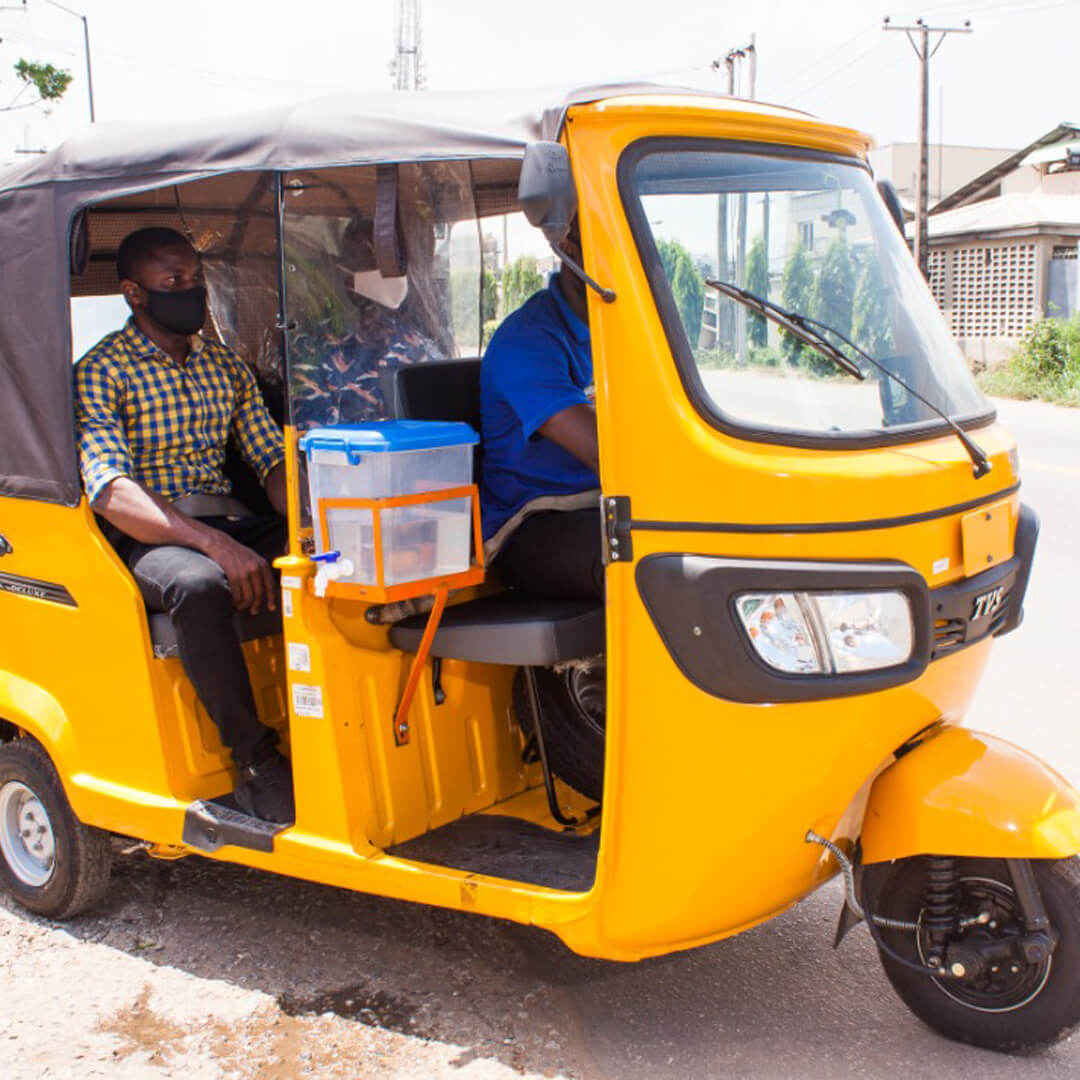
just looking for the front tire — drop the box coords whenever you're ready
[0,739,112,919]
[865,856,1080,1053]
[512,663,606,802]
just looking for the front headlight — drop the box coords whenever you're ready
[736,590,913,675]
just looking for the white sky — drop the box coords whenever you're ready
[1,0,1076,163]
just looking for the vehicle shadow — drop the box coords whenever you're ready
[11,847,1080,1079]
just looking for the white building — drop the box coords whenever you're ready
[927,123,1080,367]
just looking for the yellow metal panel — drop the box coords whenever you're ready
[961,499,1011,577]
[861,727,1080,862]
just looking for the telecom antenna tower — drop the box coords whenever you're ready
[391,0,424,91]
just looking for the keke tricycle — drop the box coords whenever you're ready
[1,84,1079,1054]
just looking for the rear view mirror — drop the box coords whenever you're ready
[518,141,578,244]
[877,180,905,236]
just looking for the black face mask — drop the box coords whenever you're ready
[142,285,207,336]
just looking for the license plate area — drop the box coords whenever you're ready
[961,500,1011,577]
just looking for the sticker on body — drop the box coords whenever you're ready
[291,683,323,718]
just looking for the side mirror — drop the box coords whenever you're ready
[877,179,905,236]
[518,141,578,244]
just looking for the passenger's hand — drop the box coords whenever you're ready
[201,530,277,615]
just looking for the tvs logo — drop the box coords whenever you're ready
[971,586,1005,622]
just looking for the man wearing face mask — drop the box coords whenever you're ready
[74,227,294,824]
[290,216,444,431]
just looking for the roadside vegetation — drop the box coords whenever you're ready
[978,315,1080,407]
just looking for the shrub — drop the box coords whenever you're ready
[978,314,1080,407]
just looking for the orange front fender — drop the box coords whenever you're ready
[861,727,1080,863]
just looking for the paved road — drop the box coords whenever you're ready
[2,396,1079,1079]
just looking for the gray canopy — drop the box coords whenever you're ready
[0,83,731,506]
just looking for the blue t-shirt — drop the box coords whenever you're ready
[480,277,599,538]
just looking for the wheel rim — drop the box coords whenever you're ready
[0,780,56,887]
[563,663,606,735]
[917,875,1053,1013]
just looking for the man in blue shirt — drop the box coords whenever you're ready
[480,222,603,599]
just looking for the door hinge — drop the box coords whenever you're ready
[602,495,633,563]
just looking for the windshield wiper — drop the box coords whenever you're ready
[704,279,992,479]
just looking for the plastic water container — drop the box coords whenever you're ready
[298,421,479,590]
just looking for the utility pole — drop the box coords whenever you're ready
[391,0,424,91]
[883,16,971,276]
[710,36,758,360]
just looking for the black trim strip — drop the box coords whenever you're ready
[628,482,1019,536]
[0,571,76,607]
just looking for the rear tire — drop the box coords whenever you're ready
[513,664,606,802]
[865,856,1080,1053]
[0,739,112,919]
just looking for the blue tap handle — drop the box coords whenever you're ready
[311,550,341,564]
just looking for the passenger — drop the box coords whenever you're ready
[290,217,444,430]
[480,219,603,600]
[74,227,294,824]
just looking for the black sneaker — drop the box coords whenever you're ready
[234,754,295,824]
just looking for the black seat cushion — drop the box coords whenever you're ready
[389,594,604,666]
[149,608,282,659]
[379,358,482,431]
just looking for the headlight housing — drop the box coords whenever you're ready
[736,590,913,675]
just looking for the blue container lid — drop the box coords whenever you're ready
[299,420,479,463]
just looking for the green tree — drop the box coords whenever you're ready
[780,245,814,363]
[481,267,498,323]
[502,255,544,316]
[9,59,72,106]
[813,234,855,338]
[657,238,705,346]
[807,234,856,376]
[746,236,769,348]
[852,256,894,358]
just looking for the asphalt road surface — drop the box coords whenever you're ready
[2,395,1079,1079]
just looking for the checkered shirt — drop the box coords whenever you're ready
[75,318,284,504]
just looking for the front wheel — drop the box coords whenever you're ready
[864,856,1080,1053]
[0,738,112,919]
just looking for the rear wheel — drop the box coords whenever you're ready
[0,739,112,919]
[864,856,1080,1053]
[513,663,606,802]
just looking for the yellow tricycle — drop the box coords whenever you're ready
[0,84,1077,1053]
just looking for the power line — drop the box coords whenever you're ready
[768,26,877,97]
[784,41,885,101]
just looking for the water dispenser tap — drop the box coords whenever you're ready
[312,550,355,597]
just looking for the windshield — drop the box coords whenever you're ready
[626,143,991,440]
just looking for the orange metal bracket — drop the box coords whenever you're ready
[393,583,449,746]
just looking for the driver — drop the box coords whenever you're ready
[74,227,294,824]
[480,218,603,599]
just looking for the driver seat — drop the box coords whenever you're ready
[381,359,604,665]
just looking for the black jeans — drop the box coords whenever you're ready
[109,515,287,767]
[495,508,604,600]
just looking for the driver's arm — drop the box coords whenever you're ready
[537,404,599,474]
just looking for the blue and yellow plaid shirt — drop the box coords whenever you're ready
[75,318,284,504]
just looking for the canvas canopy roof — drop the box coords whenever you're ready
[0,82,742,506]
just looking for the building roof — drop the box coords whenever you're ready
[930,122,1080,215]
[928,191,1080,240]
